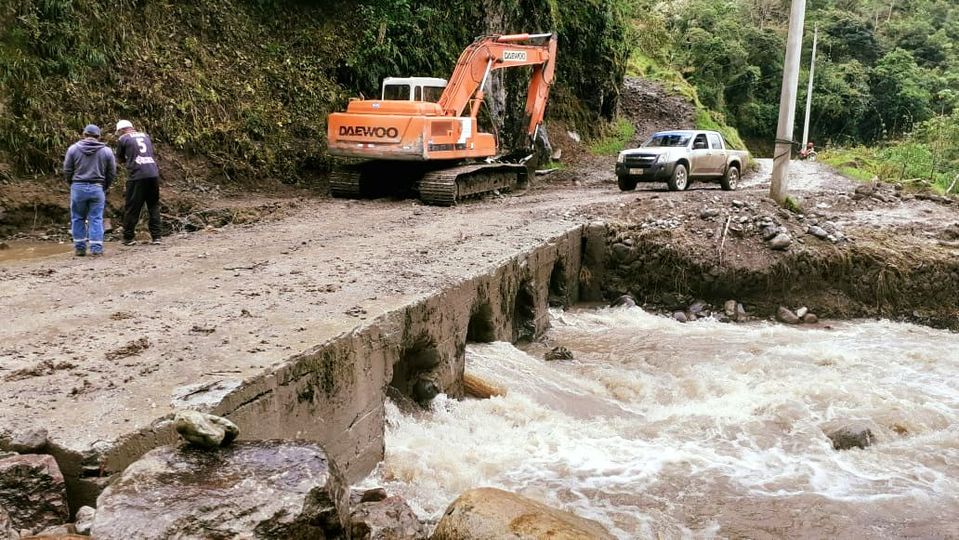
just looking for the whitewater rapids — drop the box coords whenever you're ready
[368,307,959,538]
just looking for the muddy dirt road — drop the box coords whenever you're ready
[0,181,621,453]
[2,158,956,475]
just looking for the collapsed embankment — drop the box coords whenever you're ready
[601,227,959,329]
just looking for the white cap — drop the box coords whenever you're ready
[115,120,134,133]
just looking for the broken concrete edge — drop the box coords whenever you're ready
[26,224,592,511]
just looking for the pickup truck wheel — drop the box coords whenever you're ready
[667,164,688,191]
[617,175,638,191]
[721,166,739,191]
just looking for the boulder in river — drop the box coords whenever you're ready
[350,495,428,540]
[610,294,637,308]
[827,424,874,451]
[776,306,801,324]
[802,313,819,324]
[432,487,614,540]
[544,346,574,361]
[91,441,349,539]
[173,410,239,449]
[0,454,69,532]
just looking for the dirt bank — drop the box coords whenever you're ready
[592,159,959,329]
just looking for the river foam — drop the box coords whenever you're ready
[369,307,959,538]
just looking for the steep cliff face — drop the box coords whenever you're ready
[0,0,631,183]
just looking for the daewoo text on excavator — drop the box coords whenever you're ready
[326,33,557,206]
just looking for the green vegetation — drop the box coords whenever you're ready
[0,0,635,182]
[2,0,956,193]
[783,195,803,214]
[821,110,959,194]
[617,0,959,195]
[625,14,748,151]
[0,0,349,181]
[588,118,635,155]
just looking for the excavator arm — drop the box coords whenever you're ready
[437,33,558,148]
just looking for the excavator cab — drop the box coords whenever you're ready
[381,77,447,102]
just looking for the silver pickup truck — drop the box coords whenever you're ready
[615,130,749,191]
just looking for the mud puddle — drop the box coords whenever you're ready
[0,241,75,263]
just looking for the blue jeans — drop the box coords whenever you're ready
[71,183,106,254]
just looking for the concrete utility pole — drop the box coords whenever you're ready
[801,24,818,149]
[770,0,807,204]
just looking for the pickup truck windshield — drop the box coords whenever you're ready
[642,133,692,147]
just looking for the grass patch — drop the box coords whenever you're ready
[626,51,699,104]
[588,118,635,156]
[694,108,746,151]
[783,196,803,214]
[540,161,566,171]
[821,145,958,194]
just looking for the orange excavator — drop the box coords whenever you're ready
[326,33,558,205]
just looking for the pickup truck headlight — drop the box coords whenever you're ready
[617,152,626,164]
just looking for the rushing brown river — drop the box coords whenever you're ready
[369,307,959,538]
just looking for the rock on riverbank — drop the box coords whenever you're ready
[92,440,349,539]
[432,487,614,540]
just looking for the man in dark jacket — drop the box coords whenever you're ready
[115,120,162,245]
[63,124,116,256]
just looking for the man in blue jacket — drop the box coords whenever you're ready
[63,124,116,257]
[115,120,162,245]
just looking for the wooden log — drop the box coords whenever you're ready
[463,372,507,399]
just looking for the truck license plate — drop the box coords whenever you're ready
[629,168,645,175]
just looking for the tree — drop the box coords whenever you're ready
[864,48,933,139]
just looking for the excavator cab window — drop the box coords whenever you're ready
[382,84,411,101]
[423,86,444,102]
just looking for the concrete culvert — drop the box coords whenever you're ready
[513,282,537,342]
[390,338,441,405]
[548,261,568,308]
[467,303,496,343]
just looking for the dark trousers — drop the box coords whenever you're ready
[123,177,162,242]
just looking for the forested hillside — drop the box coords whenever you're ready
[631,0,959,192]
[0,0,631,182]
[2,0,957,194]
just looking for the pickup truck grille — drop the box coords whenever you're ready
[623,155,657,167]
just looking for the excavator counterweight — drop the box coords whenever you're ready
[326,33,557,205]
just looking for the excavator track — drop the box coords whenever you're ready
[419,164,527,206]
[329,168,364,199]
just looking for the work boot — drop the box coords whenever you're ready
[122,239,137,246]
[75,248,86,257]
[151,238,162,245]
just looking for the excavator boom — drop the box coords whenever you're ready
[438,33,557,143]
